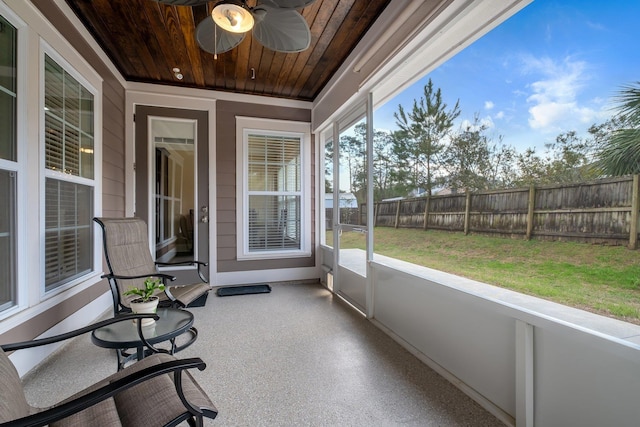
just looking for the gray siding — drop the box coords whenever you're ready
[0,0,127,344]
[32,0,127,218]
[216,100,315,273]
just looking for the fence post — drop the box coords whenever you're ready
[374,202,379,227]
[629,175,639,249]
[394,199,402,228]
[464,190,471,235]
[526,185,536,240]
[423,196,430,230]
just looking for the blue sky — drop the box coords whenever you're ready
[374,0,640,153]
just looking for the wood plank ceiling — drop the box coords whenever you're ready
[64,0,392,102]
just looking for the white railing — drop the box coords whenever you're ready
[320,246,640,427]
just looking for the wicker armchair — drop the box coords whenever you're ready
[0,314,217,427]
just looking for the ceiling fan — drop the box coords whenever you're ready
[153,0,317,54]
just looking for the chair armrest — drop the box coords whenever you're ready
[0,358,207,427]
[154,261,209,284]
[101,273,177,282]
[155,260,207,267]
[0,314,159,352]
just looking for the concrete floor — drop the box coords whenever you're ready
[22,281,505,426]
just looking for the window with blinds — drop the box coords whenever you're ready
[247,134,302,252]
[44,179,93,289]
[44,54,95,292]
[0,170,16,311]
[44,55,94,179]
[0,14,17,311]
[0,14,17,162]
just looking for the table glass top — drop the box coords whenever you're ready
[91,308,194,347]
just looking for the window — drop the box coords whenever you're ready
[0,13,17,311]
[323,130,334,247]
[43,53,95,292]
[248,134,301,251]
[0,170,16,311]
[0,15,17,162]
[237,117,311,260]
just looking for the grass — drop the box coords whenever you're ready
[328,228,640,325]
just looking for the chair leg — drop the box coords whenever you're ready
[187,416,204,427]
[174,327,198,353]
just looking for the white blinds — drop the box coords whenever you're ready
[43,55,95,291]
[44,179,93,290]
[44,55,94,179]
[0,14,17,162]
[0,14,17,311]
[0,170,16,309]
[247,133,302,252]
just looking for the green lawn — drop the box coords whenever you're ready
[328,228,640,325]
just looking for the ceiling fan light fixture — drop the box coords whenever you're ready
[212,2,254,33]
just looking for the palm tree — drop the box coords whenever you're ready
[597,82,640,176]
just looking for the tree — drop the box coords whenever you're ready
[324,138,334,193]
[372,129,408,201]
[485,136,518,189]
[339,122,367,202]
[332,123,412,203]
[511,127,602,187]
[345,123,414,204]
[512,148,549,187]
[596,82,640,176]
[441,115,516,192]
[393,79,461,196]
[339,134,364,193]
[541,130,600,183]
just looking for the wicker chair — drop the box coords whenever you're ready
[0,314,217,427]
[93,217,212,314]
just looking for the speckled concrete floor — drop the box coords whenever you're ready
[23,282,505,426]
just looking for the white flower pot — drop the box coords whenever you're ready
[129,297,160,326]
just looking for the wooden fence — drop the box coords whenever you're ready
[352,175,640,248]
[325,207,360,230]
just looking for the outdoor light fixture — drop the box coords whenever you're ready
[211,1,254,34]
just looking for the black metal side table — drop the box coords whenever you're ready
[91,308,196,370]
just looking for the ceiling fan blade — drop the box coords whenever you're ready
[152,0,210,6]
[261,0,317,9]
[196,18,245,55]
[252,7,311,53]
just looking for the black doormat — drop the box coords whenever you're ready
[216,284,272,297]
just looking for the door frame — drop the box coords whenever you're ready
[126,93,217,284]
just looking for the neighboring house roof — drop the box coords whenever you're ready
[325,193,358,209]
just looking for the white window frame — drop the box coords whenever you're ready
[236,116,311,260]
[39,41,102,298]
[0,6,22,316]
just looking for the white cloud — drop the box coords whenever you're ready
[484,101,494,110]
[520,55,605,132]
[586,21,605,31]
[481,115,495,129]
[495,111,505,120]
[544,24,552,43]
[460,115,495,131]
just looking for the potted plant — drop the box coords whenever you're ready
[124,277,166,326]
